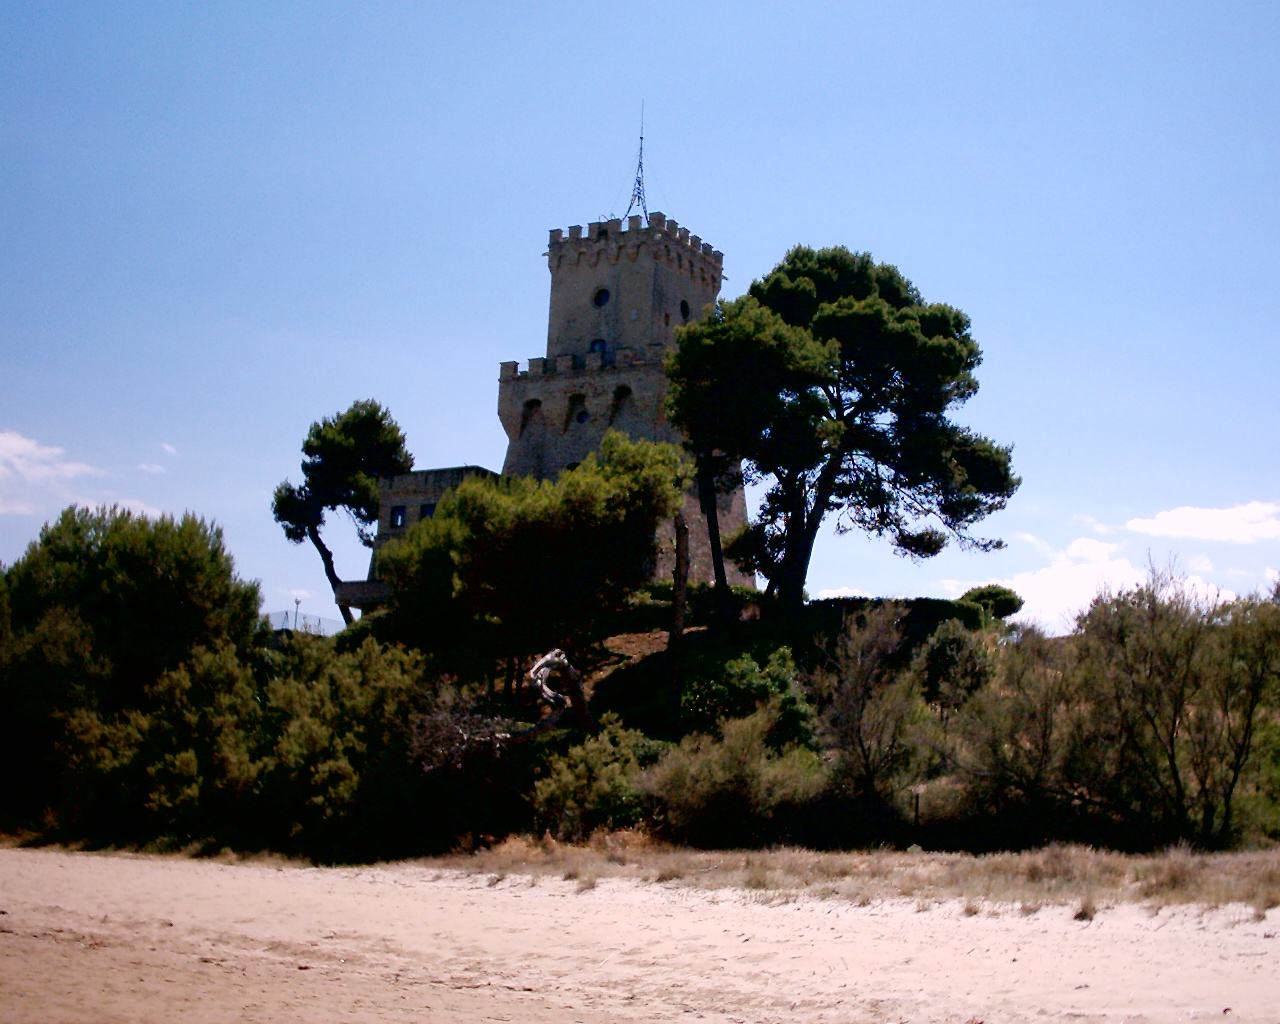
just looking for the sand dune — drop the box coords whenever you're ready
[2,846,1276,1023]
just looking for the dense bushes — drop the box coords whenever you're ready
[7,505,1279,856]
[623,572,1280,851]
[533,714,666,840]
[0,506,437,857]
[0,507,264,830]
[679,646,814,747]
[375,431,688,668]
[644,702,826,847]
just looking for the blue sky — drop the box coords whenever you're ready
[2,2,1278,631]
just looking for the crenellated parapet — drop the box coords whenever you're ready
[547,212,724,283]
[499,340,667,381]
[542,211,723,364]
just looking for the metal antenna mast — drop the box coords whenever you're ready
[623,103,648,224]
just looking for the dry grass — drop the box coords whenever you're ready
[431,831,1280,912]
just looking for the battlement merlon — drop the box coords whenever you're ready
[498,345,667,380]
[547,212,724,268]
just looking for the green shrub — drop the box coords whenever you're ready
[959,584,1024,621]
[945,624,1074,813]
[1248,719,1280,840]
[911,617,996,710]
[251,633,425,852]
[533,713,667,840]
[1064,573,1280,847]
[377,431,689,667]
[819,604,929,801]
[680,646,815,747]
[0,506,263,832]
[643,701,827,846]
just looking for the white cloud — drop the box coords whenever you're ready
[975,537,1145,632]
[0,430,100,515]
[1003,541,1146,630]
[1267,568,1279,583]
[1073,513,1118,536]
[1063,537,1118,563]
[160,442,178,455]
[137,463,166,474]
[817,586,871,599]
[1014,532,1054,555]
[115,498,165,517]
[1127,502,1280,543]
[988,539,1236,633]
[1188,555,1213,573]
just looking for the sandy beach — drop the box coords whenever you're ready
[1,846,1277,1023]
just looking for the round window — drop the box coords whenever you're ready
[589,338,606,353]
[575,409,590,424]
[680,299,691,321]
[593,288,610,307]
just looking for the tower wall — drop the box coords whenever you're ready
[545,212,723,362]
[499,213,752,589]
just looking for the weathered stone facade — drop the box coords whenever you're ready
[498,212,752,587]
[371,465,500,547]
[336,465,499,610]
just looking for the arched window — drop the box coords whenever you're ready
[563,393,587,432]
[680,299,691,321]
[589,338,606,353]
[593,288,610,307]
[520,398,543,437]
[609,385,634,426]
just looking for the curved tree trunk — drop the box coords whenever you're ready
[777,455,845,613]
[307,525,354,626]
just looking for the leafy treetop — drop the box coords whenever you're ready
[667,245,1020,610]
[377,430,689,667]
[273,399,413,622]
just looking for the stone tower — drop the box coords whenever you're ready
[498,212,752,587]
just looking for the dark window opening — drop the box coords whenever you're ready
[566,461,580,472]
[419,503,436,521]
[609,385,634,425]
[563,393,587,432]
[680,299,691,321]
[520,398,543,436]
[589,338,606,353]
[593,288,610,307]
[390,506,407,528]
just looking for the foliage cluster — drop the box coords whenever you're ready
[273,399,413,623]
[532,713,666,841]
[667,246,1020,609]
[566,571,1280,852]
[375,430,689,669]
[642,701,827,847]
[0,506,433,858]
[9,508,1280,858]
[0,507,263,830]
